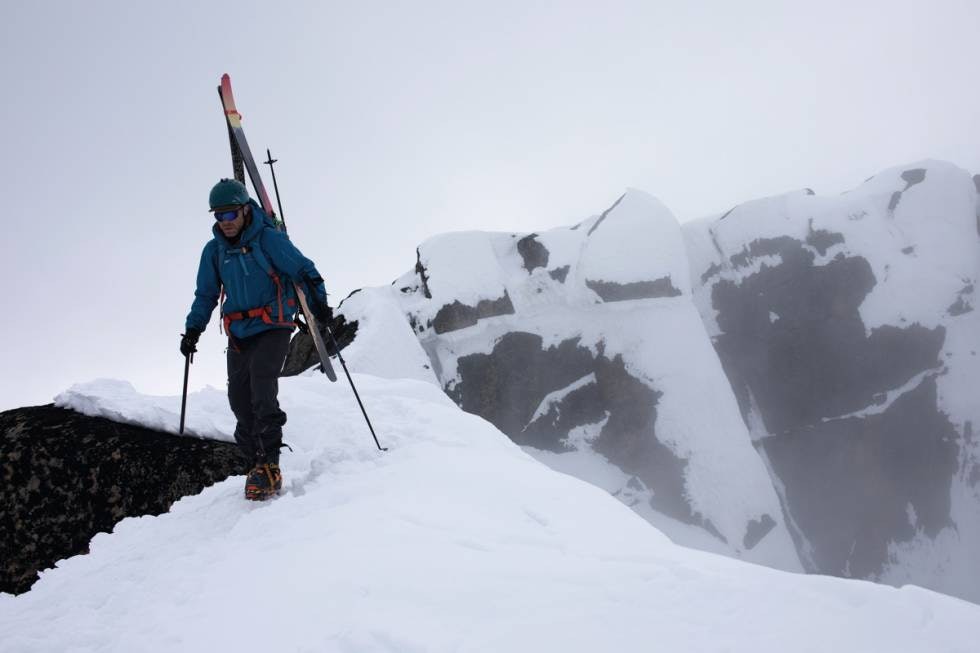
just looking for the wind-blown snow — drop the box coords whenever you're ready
[8,375,977,652]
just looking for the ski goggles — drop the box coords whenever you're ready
[213,207,241,222]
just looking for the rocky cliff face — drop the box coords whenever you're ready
[1,405,247,595]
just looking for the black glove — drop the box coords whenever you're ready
[310,298,332,325]
[304,280,331,324]
[180,329,201,357]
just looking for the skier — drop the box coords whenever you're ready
[180,178,330,500]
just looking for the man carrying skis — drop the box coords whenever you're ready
[180,178,330,500]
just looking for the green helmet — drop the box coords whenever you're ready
[209,178,250,210]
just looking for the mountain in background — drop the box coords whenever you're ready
[321,159,980,603]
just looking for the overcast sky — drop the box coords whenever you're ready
[2,0,978,411]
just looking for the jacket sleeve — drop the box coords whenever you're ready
[262,229,328,305]
[185,241,221,332]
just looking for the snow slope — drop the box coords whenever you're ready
[7,375,977,652]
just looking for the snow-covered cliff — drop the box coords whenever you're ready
[334,160,980,603]
[684,160,980,601]
[377,190,801,569]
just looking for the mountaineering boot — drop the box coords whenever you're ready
[244,462,282,501]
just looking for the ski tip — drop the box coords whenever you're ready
[219,74,241,120]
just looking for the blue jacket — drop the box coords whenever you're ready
[185,200,327,340]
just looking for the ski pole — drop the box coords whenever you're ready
[264,149,288,229]
[179,351,193,434]
[323,325,387,452]
[263,150,388,452]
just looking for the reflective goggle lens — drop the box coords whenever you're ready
[214,209,239,222]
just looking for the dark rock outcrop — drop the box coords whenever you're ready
[1,405,247,595]
[712,236,945,432]
[548,266,570,283]
[517,234,549,273]
[446,332,718,537]
[947,284,974,316]
[586,276,682,302]
[887,168,928,211]
[805,220,844,255]
[431,293,515,335]
[448,333,598,448]
[743,514,777,550]
[707,233,957,577]
[761,376,958,578]
[282,312,359,377]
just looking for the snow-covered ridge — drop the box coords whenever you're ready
[4,376,978,652]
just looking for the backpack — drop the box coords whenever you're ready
[218,217,298,339]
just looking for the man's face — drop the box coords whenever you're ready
[214,205,245,238]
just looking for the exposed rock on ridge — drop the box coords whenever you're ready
[1,405,246,595]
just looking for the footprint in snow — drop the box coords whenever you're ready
[524,508,549,527]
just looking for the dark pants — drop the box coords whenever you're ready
[227,328,292,465]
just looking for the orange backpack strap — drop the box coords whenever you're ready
[247,235,296,326]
